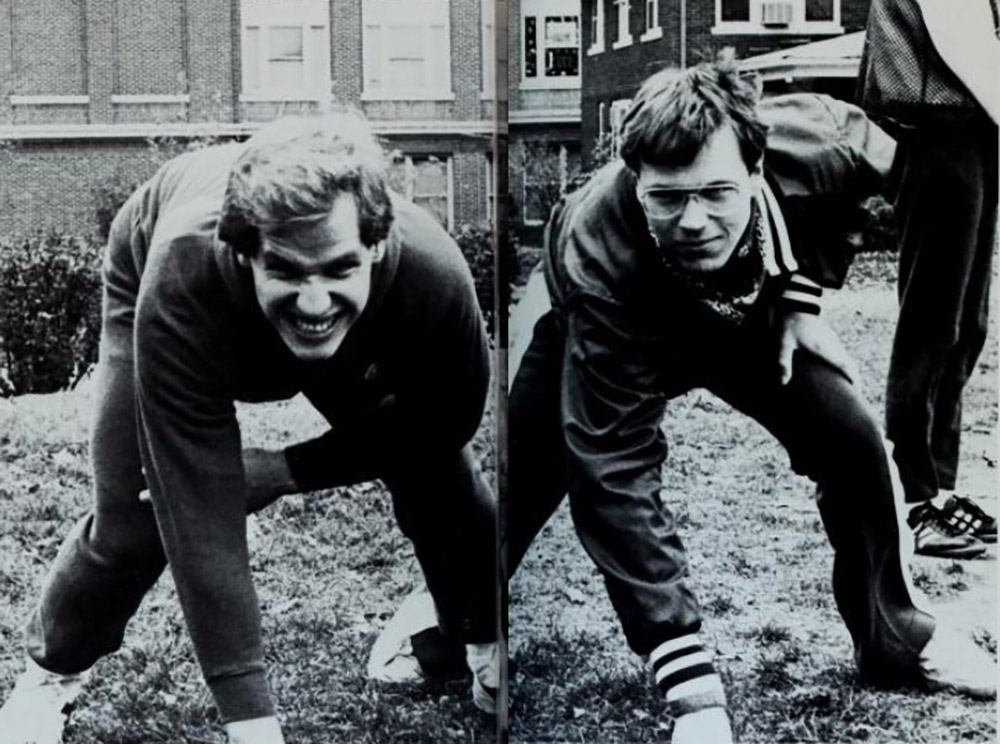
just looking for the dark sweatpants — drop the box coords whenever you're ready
[886,123,999,503]
[509,307,934,681]
[25,283,496,676]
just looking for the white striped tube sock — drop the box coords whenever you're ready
[651,634,727,717]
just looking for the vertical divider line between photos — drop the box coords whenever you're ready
[491,0,511,740]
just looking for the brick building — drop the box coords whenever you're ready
[508,0,582,242]
[0,0,497,239]
[580,0,872,164]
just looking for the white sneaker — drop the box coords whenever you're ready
[366,589,439,683]
[918,627,996,700]
[0,659,88,744]
[465,642,498,715]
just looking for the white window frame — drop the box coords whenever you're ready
[712,0,843,36]
[612,0,633,49]
[239,0,332,101]
[640,0,662,41]
[485,153,494,223]
[520,0,582,91]
[361,0,454,101]
[588,0,605,55]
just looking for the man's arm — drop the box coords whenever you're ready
[134,247,277,728]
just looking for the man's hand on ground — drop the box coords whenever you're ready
[225,716,286,744]
[243,447,298,513]
[776,311,858,386]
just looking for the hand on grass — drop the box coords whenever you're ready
[776,311,858,386]
[671,707,733,744]
[225,716,286,744]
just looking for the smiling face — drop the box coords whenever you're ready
[637,125,758,273]
[245,195,375,362]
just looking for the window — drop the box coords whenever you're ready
[482,0,495,97]
[522,0,581,88]
[714,0,841,33]
[389,154,454,230]
[362,0,452,100]
[589,0,605,54]
[641,0,662,41]
[613,0,633,49]
[523,143,580,225]
[240,0,330,98]
[609,98,631,157]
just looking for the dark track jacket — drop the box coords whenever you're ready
[107,143,489,721]
[542,93,895,557]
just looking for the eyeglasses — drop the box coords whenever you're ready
[638,184,744,219]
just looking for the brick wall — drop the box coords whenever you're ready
[0,0,493,239]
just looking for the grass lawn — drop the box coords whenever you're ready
[508,252,998,743]
[0,375,498,742]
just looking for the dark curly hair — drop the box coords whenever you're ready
[218,106,393,255]
[619,60,768,173]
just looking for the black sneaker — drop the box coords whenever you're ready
[939,495,998,544]
[907,502,987,559]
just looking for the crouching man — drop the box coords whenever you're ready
[0,109,497,744]
[507,61,995,743]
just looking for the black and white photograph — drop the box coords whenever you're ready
[507,0,997,743]
[0,0,996,743]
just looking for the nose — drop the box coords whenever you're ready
[676,194,709,231]
[295,278,333,316]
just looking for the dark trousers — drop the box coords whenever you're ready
[26,288,496,675]
[886,124,998,503]
[509,308,934,680]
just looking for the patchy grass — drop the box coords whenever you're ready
[0,380,498,742]
[509,251,997,742]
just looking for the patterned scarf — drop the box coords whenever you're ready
[657,204,767,325]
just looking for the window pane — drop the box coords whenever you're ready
[269,26,303,60]
[365,25,382,87]
[524,16,537,77]
[310,26,327,88]
[545,17,578,46]
[388,24,423,57]
[414,196,448,227]
[386,159,408,195]
[269,59,305,87]
[720,0,750,21]
[244,26,261,90]
[805,0,834,21]
[546,48,578,76]
[429,23,448,88]
[413,157,448,196]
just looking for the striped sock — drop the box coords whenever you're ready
[651,634,727,717]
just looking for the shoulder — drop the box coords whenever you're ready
[388,195,474,287]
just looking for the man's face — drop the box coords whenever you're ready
[246,195,375,362]
[636,125,757,273]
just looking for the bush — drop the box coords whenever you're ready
[452,223,495,334]
[0,232,103,395]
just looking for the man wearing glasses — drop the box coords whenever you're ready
[507,61,995,744]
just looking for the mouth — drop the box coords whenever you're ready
[288,314,338,339]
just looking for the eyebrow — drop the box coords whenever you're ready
[261,250,362,274]
[644,180,740,191]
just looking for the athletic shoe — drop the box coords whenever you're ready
[0,659,88,744]
[917,627,996,700]
[907,502,987,559]
[465,642,498,715]
[939,495,998,544]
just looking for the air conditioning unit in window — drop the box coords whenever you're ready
[761,1,793,26]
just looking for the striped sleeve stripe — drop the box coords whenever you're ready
[760,181,797,274]
[658,662,718,692]
[786,277,822,296]
[778,298,822,315]
[665,674,726,705]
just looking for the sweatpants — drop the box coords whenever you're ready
[24,282,497,676]
[886,122,999,503]
[508,305,935,682]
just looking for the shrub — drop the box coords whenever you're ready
[0,232,102,395]
[452,223,495,335]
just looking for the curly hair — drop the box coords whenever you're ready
[218,107,393,255]
[619,60,768,173]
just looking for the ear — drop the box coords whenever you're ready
[235,252,250,267]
